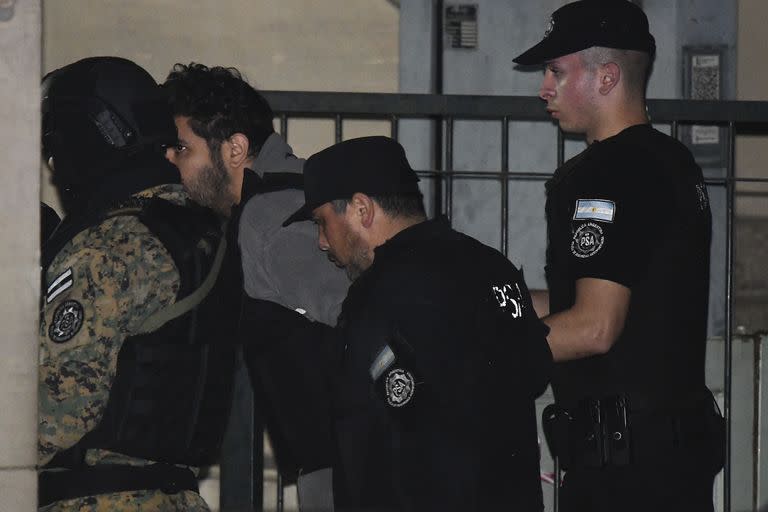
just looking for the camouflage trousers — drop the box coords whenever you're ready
[39,489,210,512]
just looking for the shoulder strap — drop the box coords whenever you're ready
[133,233,227,334]
[131,197,228,334]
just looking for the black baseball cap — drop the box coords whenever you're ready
[513,0,656,66]
[282,136,421,226]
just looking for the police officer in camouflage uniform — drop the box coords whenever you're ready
[39,57,241,511]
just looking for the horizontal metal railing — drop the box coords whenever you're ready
[263,91,768,124]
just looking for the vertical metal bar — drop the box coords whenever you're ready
[724,121,736,512]
[553,457,560,512]
[557,127,565,167]
[390,115,399,141]
[277,474,284,512]
[754,335,762,512]
[671,120,678,140]
[219,355,263,512]
[432,0,444,219]
[334,114,343,144]
[254,421,264,512]
[500,117,510,257]
[280,114,288,140]
[445,117,454,224]
[757,335,765,510]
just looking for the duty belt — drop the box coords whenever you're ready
[542,389,724,471]
[38,463,199,507]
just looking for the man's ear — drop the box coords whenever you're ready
[349,192,375,228]
[223,133,251,168]
[599,62,620,95]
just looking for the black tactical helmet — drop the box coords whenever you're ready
[42,57,177,212]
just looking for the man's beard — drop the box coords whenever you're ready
[186,154,233,216]
[343,256,366,281]
[339,231,371,281]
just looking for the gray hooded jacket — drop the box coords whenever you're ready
[238,133,349,325]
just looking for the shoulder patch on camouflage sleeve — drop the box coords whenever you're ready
[46,267,73,304]
[48,300,84,343]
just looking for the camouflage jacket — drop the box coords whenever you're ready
[39,184,210,511]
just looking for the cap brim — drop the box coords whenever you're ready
[513,35,585,66]
[512,39,555,66]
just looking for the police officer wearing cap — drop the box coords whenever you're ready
[514,1,723,511]
[283,136,552,511]
[39,57,242,511]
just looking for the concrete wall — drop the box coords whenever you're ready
[0,1,41,510]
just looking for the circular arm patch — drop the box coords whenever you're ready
[48,300,84,343]
[385,368,415,407]
[571,222,605,258]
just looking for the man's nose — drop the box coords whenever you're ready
[164,147,176,163]
[539,73,554,101]
[318,230,329,251]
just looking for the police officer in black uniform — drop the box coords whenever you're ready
[513,2,724,511]
[283,136,553,511]
[39,57,241,510]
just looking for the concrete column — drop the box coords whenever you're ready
[0,0,41,510]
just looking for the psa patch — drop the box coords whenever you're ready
[571,222,604,258]
[48,300,84,343]
[385,368,415,408]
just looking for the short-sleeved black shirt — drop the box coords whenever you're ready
[331,218,552,511]
[545,124,712,407]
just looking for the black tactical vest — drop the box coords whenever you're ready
[43,195,242,468]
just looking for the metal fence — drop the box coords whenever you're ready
[219,91,768,512]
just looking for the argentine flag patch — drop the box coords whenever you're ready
[573,199,616,223]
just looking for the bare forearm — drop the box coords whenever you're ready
[540,278,630,362]
[530,289,601,361]
[529,289,600,361]
[542,308,613,362]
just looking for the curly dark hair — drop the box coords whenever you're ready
[162,63,274,157]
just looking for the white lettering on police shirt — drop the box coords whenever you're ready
[492,283,524,318]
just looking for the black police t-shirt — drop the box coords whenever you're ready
[545,124,712,406]
[331,219,550,510]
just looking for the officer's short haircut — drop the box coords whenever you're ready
[331,193,426,219]
[580,47,652,99]
[163,63,275,158]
